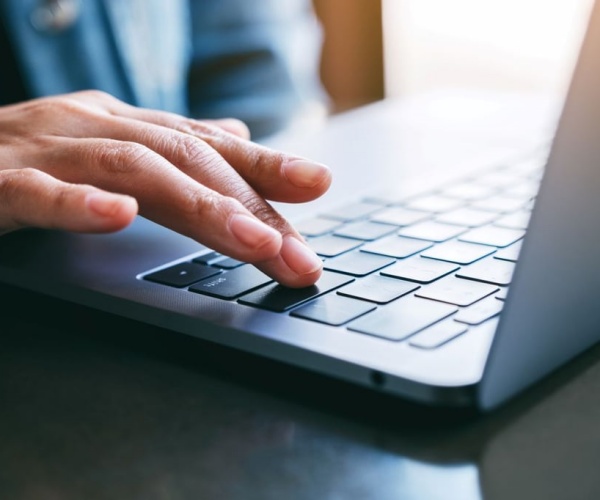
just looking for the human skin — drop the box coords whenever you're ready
[0,90,332,288]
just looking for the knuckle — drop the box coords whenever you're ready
[175,136,229,180]
[176,119,218,138]
[205,191,233,215]
[91,141,156,175]
[192,189,221,216]
[171,119,202,137]
[0,170,21,201]
[0,169,46,229]
[0,168,42,199]
[181,188,220,220]
[171,133,211,166]
[173,120,275,178]
[73,89,114,102]
[48,184,71,211]
[17,95,93,124]
[71,90,124,114]
[42,96,86,115]
[241,195,288,232]
[242,146,284,180]
[191,125,231,152]
[181,189,242,223]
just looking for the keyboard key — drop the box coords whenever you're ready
[441,183,497,201]
[454,297,504,325]
[493,241,523,262]
[381,257,459,284]
[409,320,468,349]
[459,226,525,247]
[473,172,521,188]
[404,195,464,213]
[505,156,546,177]
[321,202,383,222]
[527,169,545,182]
[193,251,226,265]
[370,207,430,226]
[456,258,515,286]
[495,288,509,300]
[502,181,540,200]
[493,211,531,230]
[189,265,273,299]
[238,271,354,312]
[144,262,221,288]
[348,296,458,341]
[295,217,343,237]
[212,257,245,269]
[435,207,498,227]
[334,221,397,241]
[470,195,528,213]
[361,236,432,259]
[415,277,498,307]
[290,294,376,326]
[324,252,395,276]
[421,240,495,265]
[363,191,409,205]
[398,221,468,242]
[308,234,363,257]
[337,274,420,304]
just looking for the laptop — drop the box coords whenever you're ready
[1,2,599,413]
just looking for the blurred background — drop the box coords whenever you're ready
[314,0,594,113]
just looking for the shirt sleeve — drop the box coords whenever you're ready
[187,0,326,140]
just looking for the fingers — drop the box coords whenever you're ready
[0,168,138,234]
[31,137,323,286]
[255,235,324,288]
[72,94,332,203]
[37,111,327,286]
[163,116,332,203]
[64,91,251,139]
[127,113,331,203]
[8,91,331,203]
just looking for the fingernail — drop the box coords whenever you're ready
[86,192,126,217]
[229,214,281,249]
[280,236,323,276]
[282,159,331,188]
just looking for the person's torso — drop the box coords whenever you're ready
[0,0,190,113]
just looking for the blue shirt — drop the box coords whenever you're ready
[0,0,324,138]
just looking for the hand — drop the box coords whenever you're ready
[0,91,331,287]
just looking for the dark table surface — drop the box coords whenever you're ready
[2,282,600,500]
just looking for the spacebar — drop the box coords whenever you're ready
[238,271,354,312]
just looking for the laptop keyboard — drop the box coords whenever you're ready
[142,151,546,351]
